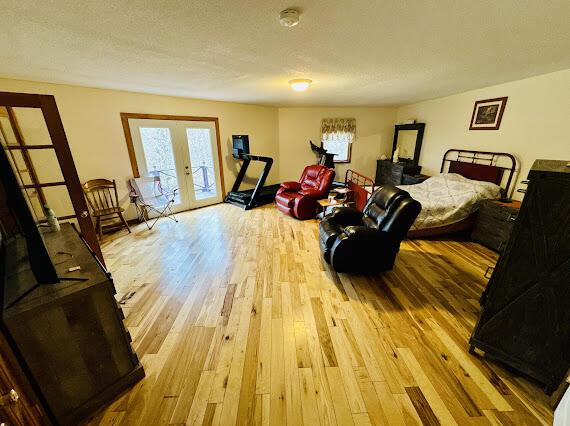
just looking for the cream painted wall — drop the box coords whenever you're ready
[396,69,570,199]
[278,107,397,182]
[3,67,568,221]
[0,78,279,217]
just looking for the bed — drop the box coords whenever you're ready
[344,149,517,238]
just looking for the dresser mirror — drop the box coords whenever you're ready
[392,123,425,166]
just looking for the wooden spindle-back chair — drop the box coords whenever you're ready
[83,179,130,239]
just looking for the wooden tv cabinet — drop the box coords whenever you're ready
[2,224,144,425]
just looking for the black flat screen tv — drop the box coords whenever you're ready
[0,144,59,309]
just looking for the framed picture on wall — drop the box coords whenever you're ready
[469,97,508,130]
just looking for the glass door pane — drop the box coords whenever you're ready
[10,107,53,145]
[138,127,181,205]
[0,93,102,263]
[186,128,218,201]
[127,117,222,212]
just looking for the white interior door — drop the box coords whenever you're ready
[129,118,223,212]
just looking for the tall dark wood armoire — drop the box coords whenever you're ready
[470,159,570,393]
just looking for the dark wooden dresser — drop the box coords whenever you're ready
[471,199,521,252]
[375,159,422,186]
[2,224,144,425]
[470,159,570,393]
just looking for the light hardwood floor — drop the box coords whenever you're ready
[87,203,553,425]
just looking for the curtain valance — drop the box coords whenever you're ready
[321,118,356,135]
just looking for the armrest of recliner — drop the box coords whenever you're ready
[280,181,302,191]
[298,188,324,198]
[292,189,323,219]
[323,206,364,226]
[329,227,399,273]
[319,207,363,249]
[342,226,395,246]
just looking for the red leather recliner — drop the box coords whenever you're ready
[275,165,335,220]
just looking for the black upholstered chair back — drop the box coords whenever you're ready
[362,185,409,229]
[380,197,422,242]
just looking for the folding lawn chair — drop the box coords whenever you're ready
[129,176,179,229]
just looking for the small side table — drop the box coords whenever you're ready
[316,198,354,219]
[471,199,522,252]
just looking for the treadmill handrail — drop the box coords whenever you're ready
[238,153,273,163]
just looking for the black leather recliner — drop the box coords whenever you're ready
[319,185,421,273]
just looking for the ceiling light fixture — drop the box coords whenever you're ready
[289,79,312,91]
[279,9,300,28]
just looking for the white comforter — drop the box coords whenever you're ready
[399,173,501,230]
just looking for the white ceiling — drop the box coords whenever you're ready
[2,0,570,106]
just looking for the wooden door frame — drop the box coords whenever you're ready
[120,113,225,197]
[0,92,103,263]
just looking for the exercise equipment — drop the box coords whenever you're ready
[225,135,280,210]
[310,140,346,189]
[310,140,335,169]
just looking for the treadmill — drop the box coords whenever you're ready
[224,135,280,210]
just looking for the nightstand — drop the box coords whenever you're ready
[471,199,522,252]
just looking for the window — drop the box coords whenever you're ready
[321,118,356,163]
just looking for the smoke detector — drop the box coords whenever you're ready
[279,9,300,28]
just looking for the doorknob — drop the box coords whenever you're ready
[0,389,19,406]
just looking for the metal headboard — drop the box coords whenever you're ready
[440,149,518,198]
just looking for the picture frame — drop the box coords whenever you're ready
[469,97,508,130]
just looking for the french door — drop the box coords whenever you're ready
[127,118,223,211]
[0,92,102,263]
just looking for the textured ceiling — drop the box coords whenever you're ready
[2,0,570,106]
